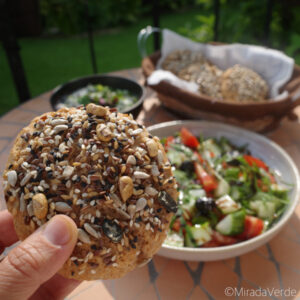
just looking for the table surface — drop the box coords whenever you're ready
[1,68,300,300]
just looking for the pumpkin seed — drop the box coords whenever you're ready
[102,219,123,243]
[158,191,177,213]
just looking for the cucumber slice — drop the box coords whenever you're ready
[215,194,241,214]
[202,139,222,157]
[187,223,212,246]
[173,169,191,187]
[165,233,184,247]
[216,210,245,235]
[250,201,276,220]
[230,186,241,201]
[167,148,186,167]
[184,226,196,247]
[215,176,230,197]
[181,188,206,215]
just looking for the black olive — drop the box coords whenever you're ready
[179,160,194,174]
[227,159,241,166]
[158,191,178,213]
[195,197,215,216]
[102,219,123,243]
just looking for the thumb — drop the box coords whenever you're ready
[0,215,78,300]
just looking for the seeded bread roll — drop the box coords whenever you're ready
[3,104,178,280]
[162,49,207,75]
[221,64,269,102]
[178,63,223,99]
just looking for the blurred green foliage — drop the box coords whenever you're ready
[39,0,197,34]
[180,0,300,61]
[39,0,300,61]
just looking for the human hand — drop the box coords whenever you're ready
[0,210,79,300]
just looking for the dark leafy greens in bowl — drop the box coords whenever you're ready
[163,127,290,248]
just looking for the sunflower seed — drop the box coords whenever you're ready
[136,197,147,212]
[126,155,136,165]
[20,172,32,186]
[55,202,72,213]
[151,165,160,176]
[110,193,122,207]
[127,204,136,218]
[145,186,158,196]
[132,128,143,135]
[78,228,91,244]
[7,170,17,187]
[115,208,130,220]
[62,166,74,178]
[19,193,25,212]
[53,125,68,134]
[157,150,164,165]
[146,139,158,157]
[133,171,150,179]
[84,223,99,239]
[51,118,68,126]
[27,202,34,217]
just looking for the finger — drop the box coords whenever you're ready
[0,215,78,300]
[29,274,80,300]
[0,210,19,253]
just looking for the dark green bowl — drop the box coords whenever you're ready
[50,75,145,119]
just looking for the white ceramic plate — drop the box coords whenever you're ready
[148,120,300,261]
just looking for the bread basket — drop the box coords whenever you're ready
[138,27,300,132]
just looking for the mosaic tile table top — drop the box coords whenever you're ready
[1,68,300,300]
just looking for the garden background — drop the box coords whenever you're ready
[1,0,300,116]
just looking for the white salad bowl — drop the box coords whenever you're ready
[147,120,300,261]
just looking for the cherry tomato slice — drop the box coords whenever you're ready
[244,155,268,171]
[180,127,199,149]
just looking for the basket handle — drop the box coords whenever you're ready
[137,26,161,58]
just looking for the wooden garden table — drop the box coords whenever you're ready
[1,68,300,300]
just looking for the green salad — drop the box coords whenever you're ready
[163,127,290,248]
[57,84,138,112]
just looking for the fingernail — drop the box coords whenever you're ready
[43,216,73,246]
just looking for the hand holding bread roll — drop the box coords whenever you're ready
[3,104,178,280]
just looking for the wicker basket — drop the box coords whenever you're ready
[141,50,300,132]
